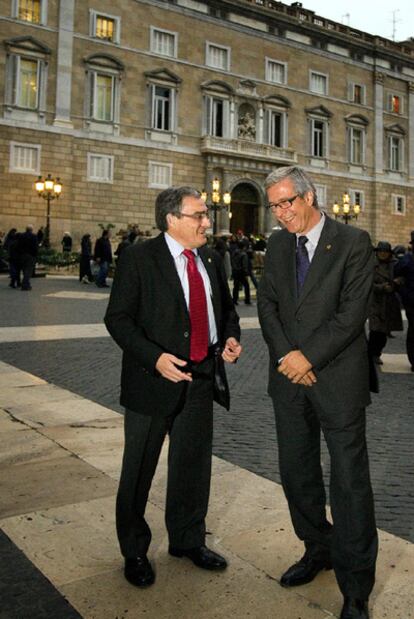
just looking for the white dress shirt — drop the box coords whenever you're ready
[296,211,326,261]
[164,233,218,345]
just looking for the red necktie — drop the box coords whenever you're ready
[183,249,209,362]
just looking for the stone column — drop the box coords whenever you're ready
[374,71,385,175]
[53,0,75,128]
[408,82,414,180]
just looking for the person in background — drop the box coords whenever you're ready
[37,226,45,246]
[394,234,414,371]
[114,233,131,263]
[368,241,403,365]
[61,232,73,254]
[79,233,94,284]
[94,229,113,288]
[231,240,251,305]
[17,225,38,291]
[214,236,232,280]
[4,228,21,288]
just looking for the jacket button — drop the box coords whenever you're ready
[184,331,189,338]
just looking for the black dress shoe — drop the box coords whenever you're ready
[340,597,369,619]
[124,556,155,587]
[280,554,332,587]
[169,545,227,570]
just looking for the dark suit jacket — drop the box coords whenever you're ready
[104,233,240,416]
[258,216,374,413]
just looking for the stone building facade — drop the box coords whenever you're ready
[0,0,414,245]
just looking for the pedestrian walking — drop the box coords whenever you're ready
[368,241,403,365]
[79,233,94,283]
[17,225,38,291]
[258,166,377,619]
[394,234,414,371]
[104,186,241,588]
[94,229,112,287]
[4,229,21,288]
[114,233,131,263]
[61,232,72,254]
[213,236,232,280]
[231,241,251,305]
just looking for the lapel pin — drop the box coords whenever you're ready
[326,244,332,250]
[208,257,212,263]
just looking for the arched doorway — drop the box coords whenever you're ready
[230,183,260,235]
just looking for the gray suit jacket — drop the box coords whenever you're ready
[258,216,374,412]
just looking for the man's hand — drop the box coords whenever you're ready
[222,337,242,363]
[155,353,192,383]
[278,350,317,385]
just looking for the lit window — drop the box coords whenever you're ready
[17,0,41,23]
[90,11,120,44]
[87,153,114,183]
[18,58,39,109]
[151,28,177,57]
[91,74,114,121]
[206,42,230,71]
[265,59,287,84]
[310,71,328,95]
[349,190,364,210]
[9,142,41,174]
[149,162,173,188]
[390,95,400,114]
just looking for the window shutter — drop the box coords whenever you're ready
[361,86,366,105]
[387,93,393,112]
[263,109,270,144]
[347,82,354,102]
[222,99,230,138]
[150,84,156,128]
[170,88,176,132]
[5,54,18,105]
[38,61,47,111]
[204,95,211,135]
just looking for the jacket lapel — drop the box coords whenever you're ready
[296,216,338,311]
[151,234,189,316]
[282,232,297,303]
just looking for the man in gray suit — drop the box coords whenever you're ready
[258,167,377,619]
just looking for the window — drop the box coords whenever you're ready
[389,136,403,171]
[310,119,326,157]
[150,27,177,57]
[204,95,230,137]
[348,83,366,104]
[87,153,114,183]
[149,161,172,188]
[392,194,406,215]
[4,38,50,114]
[314,184,326,207]
[349,127,364,165]
[13,0,46,24]
[151,86,174,131]
[265,58,287,84]
[264,109,288,147]
[9,141,40,174]
[90,11,121,44]
[387,93,404,114]
[206,42,230,71]
[310,71,328,95]
[91,73,114,121]
[84,54,124,127]
[349,189,365,210]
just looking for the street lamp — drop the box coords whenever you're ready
[201,177,231,235]
[332,192,360,224]
[35,174,62,247]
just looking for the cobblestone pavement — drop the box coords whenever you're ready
[0,275,413,545]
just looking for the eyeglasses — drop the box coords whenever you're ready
[176,210,211,222]
[267,195,299,211]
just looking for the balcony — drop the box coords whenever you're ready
[200,136,297,164]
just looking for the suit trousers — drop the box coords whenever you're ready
[272,392,378,599]
[116,359,214,558]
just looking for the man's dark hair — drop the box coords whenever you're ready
[155,186,201,232]
[264,166,319,209]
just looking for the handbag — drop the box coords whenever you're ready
[213,347,230,410]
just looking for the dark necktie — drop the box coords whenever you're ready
[296,235,310,294]
[183,249,209,362]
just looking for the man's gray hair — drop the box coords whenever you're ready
[264,166,319,209]
[155,186,201,232]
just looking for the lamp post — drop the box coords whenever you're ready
[332,192,360,224]
[201,177,231,235]
[35,174,62,247]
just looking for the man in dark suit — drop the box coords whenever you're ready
[258,167,377,619]
[105,186,241,588]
